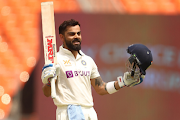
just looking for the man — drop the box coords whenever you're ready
[41,19,152,120]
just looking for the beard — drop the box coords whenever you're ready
[64,38,81,51]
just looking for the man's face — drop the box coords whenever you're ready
[63,25,82,51]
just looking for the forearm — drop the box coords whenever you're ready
[92,76,122,95]
[91,77,108,95]
[97,83,109,95]
[42,84,51,97]
[98,81,120,95]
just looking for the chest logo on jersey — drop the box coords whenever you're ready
[66,70,90,78]
[66,71,73,78]
[81,60,86,66]
[63,60,71,66]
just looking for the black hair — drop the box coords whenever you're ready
[59,19,80,35]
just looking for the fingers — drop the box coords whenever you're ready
[41,64,59,84]
[55,64,60,75]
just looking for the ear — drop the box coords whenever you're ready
[59,34,67,49]
[59,34,64,42]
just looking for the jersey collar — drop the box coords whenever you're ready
[59,45,85,57]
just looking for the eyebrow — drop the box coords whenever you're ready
[67,31,81,34]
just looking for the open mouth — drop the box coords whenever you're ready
[72,39,81,45]
[73,41,80,45]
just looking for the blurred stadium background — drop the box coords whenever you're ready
[1,0,180,120]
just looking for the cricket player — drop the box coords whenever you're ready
[41,19,153,120]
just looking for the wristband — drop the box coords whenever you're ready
[106,81,118,94]
[42,64,53,71]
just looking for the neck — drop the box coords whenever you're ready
[71,50,78,58]
[63,45,78,58]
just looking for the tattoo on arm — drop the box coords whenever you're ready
[95,77,103,86]
[95,77,107,91]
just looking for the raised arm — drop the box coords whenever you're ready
[91,72,144,95]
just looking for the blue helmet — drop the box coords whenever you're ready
[127,44,153,75]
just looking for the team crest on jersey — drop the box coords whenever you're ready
[81,60,86,66]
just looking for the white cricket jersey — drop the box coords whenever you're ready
[53,46,100,107]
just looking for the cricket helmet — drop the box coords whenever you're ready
[127,44,153,75]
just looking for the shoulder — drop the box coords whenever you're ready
[82,53,94,61]
[82,54,97,66]
[56,50,66,60]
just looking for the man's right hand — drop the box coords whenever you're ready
[41,64,60,85]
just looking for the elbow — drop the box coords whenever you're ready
[96,90,106,96]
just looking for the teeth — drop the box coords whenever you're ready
[73,42,80,44]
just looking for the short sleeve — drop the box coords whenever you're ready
[89,57,100,79]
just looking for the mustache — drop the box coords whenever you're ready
[72,38,81,43]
